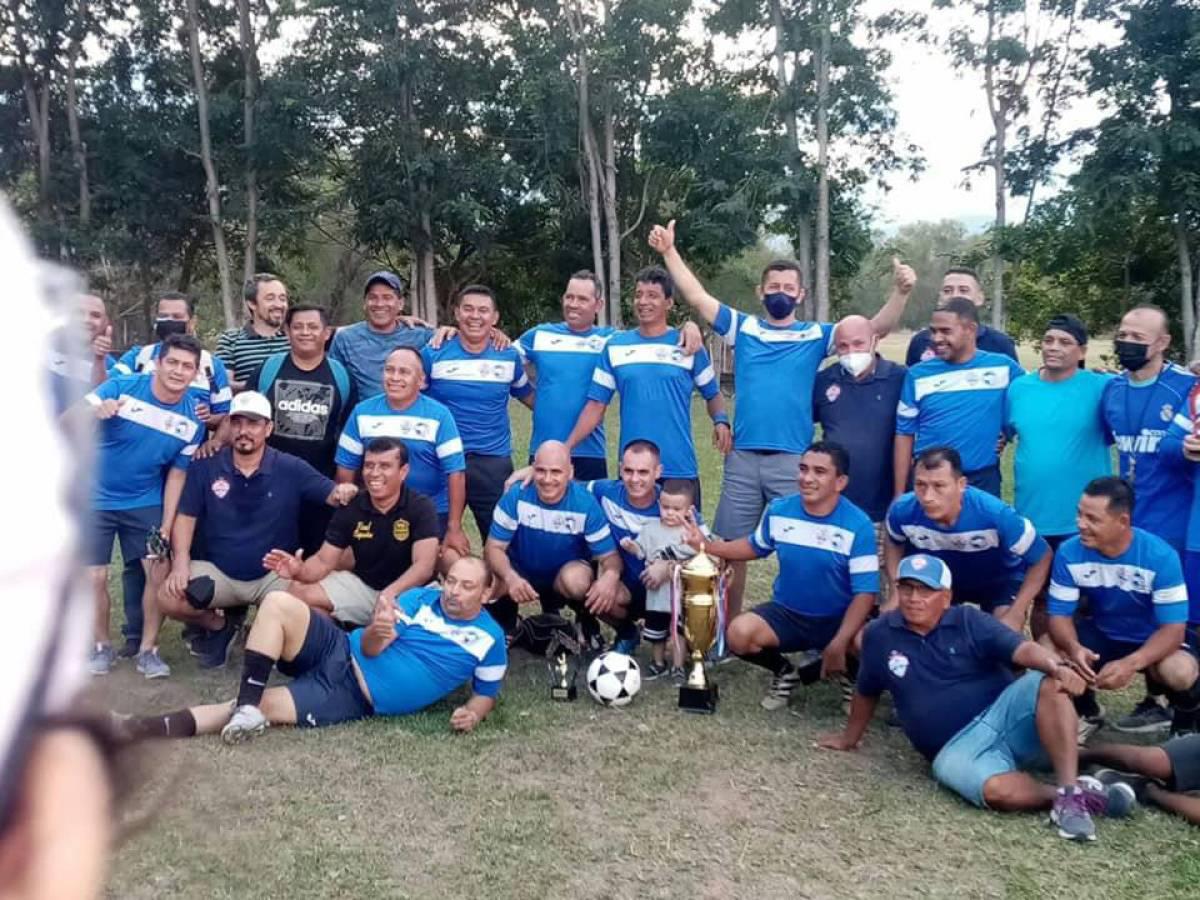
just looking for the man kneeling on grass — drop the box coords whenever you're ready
[818,553,1136,842]
[118,556,506,743]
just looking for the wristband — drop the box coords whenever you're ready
[712,413,730,427]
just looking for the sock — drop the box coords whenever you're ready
[1074,689,1102,719]
[614,620,639,642]
[1166,678,1200,713]
[738,648,792,676]
[236,650,277,708]
[125,709,197,740]
[1146,673,1167,699]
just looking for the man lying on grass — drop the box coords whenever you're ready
[818,553,1136,842]
[117,556,506,743]
[1083,734,1200,826]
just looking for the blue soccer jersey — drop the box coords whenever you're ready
[749,494,880,617]
[48,346,114,415]
[1048,530,1188,645]
[885,487,1048,594]
[516,322,614,459]
[896,350,1025,472]
[489,482,616,579]
[586,329,720,479]
[712,306,834,453]
[1102,363,1196,555]
[349,587,508,715]
[335,393,466,513]
[113,342,232,414]
[87,374,203,510]
[586,479,660,585]
[421,337,531,457]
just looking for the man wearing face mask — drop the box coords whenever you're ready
[649,220,914,619]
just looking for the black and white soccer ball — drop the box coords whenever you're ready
[586,651,642,707]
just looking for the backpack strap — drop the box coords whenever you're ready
[328,357,351,407]
[256,352,288,394]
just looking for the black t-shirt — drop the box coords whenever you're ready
[324,486,439,591]
[249,355,356,476]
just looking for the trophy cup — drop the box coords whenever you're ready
[549,645,579,701]
[678,551,720,714]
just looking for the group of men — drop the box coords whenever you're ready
[56,216,1200,840]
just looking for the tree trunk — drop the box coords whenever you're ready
[238,0,260,288]
[20,77,52,227]
[567,0,607,324]
[1177,219,1197,359]
[814,3,831,321]
[601,87,621,327]
[418,216,437,325]
[990,124,1006,329]
[185,0,237,328]
[796,214,814,318]
[65,0,90,226]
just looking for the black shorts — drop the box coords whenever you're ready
[1164,733,1200,793]
[279,611,374,728]
[465,453,513,538]
[751,602,843,654]
[952,580,1021,615]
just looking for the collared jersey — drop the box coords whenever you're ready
[1048,529,1188,645]
[113,342,232,414]
[421,337,531,456]
[586,329,719,478]
[1102,363,1196,554]
[857,606,1023,760]
[489,482,616,579]
[905,325,1018,367]
[1164,380,1200,555]
[328,320,434,400]
[885,487,1048,593]
[712,305,834,453]
[179,447,332,580]
[749,493,880,617]
[335,393,466,513]
[516,322,614,459]
[896,350,1025,472]
[86,374,203,510]
[349,587,507,715]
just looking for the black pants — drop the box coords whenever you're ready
[466,453,514,540]
[488,578,593,636]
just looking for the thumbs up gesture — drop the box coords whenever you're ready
[648,219,676,255]
[891,256,916,296]
[92,324,113,359]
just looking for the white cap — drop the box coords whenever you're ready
[229,391,272,421]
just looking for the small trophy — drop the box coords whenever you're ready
[544,614,582,702]
[678,551,720,714]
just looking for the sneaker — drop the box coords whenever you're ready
[1113,697,1172,734]
[117,636,140,659]
[761,668,803,711]
[1077,713,1104,746]
[221,704,268,745]
[1077,774,1137,819]
[1170,705,1200,736]
[643,660,670,681]
[1091,767,1156,804]
[832,674,854,714]
[88,643,116,676]
[135,648,171,679]
[194,618,239,670]
[1051,787,1097,841]
[669,666,686,685]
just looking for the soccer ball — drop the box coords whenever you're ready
[586,652,642,707]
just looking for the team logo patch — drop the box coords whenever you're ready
[888,650,910,678]
[211,477,230,499]
[393,519,410,541]
[825,384,841,403]
[921,348,936,361]
[911,556,927,570]
[352,521,373,540]
[1161,404,1175,422]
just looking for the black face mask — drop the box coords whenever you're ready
[1114,339,1151,372]
[154,318,188,341]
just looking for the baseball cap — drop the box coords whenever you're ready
[363,270,406,295]
[229,391,272,421]
[896,554,952,590]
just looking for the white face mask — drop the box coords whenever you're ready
[838,351,874,377]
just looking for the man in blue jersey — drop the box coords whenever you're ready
[116,556,506,743]
[423,285,533,540]
[884,447,1050,632]
[682,442,879,711]
[1048,477,1200,738]
[818,554,1134,842]
[894,298,1025,497]
[1166,378,1200,658]
[336,346,468,561]
[904,267,1019,366]
[648,219,913,619]
[485,441,624,641]
[1100,304,1196,730]
[564,266,729,508]
[72,333,205,679]
[48,293,114,415]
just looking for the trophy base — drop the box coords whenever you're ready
[678,684,719,714]
[551,684,578,702]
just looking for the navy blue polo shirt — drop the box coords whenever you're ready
[179,447,332,580]
[812,356,906,520]
[857,605,1024,760]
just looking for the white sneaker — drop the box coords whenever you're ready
[221,704,268,745]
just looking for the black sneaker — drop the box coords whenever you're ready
[116,636,140,659]
[761,669,803,710]
[194,618,238,670]
[1091,767,1158,804]
[1171,705,1200,737]
[643,660,670,681]
[1113,697,1172,734]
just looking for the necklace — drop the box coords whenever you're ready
[1122,362,1165,486]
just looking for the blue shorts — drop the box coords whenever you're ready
[1185,551,1200,626]
[279,611,374,728]
[931,671,1049,808]
[87,505,160,567]
[751,602,843,654]
[952,580,1021,615]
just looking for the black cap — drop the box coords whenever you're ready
[1045,313,1088,346]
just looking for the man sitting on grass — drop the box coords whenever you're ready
[1083,734,1200,826]
[818,553,1135,842]
[116,556,506,743]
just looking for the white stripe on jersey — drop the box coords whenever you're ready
[913,366,1014,402]
[1009,518,1037,556]
[398,603,496,662]
[599,496,655,536]
[1064,561,1159,596]
[516,500,586,535]
[849,554,879,574]
[739,317,825,344]
[116,395,201,444]
[431,359,517,383]
[1174,413,1193,431]
[436,437,463,459]
[358,413,442,444]
[694,365,715,387]
[48,355,94,380]
[492,506,518,531]
[474,664,507,681]
[898,524,1000,553]
[1048,581,1079,604]
[592,368,616,389]
[338,433,363,455]
[1153,584,1187,606]
[896,400,918,419]
[768,517,856,556]
[531,331,609,354]
[608,344,693,370]
[585,524,612,544]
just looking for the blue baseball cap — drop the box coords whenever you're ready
[363,271,406,295]
[897,554,952,590]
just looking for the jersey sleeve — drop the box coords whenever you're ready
[172,427,201,471]
[471,631,508,698]
[848,519,881,595]
[207,355,233,413]
[334,405,365,470]
[820,321,836,355]
[85,376,123,405]
[178,462,206,518]
[748,504,775,557]
[711,304,738,345]
[1046,550,1080,619]
[294,457,334,505]
[113,347,138,375]
[435,408,466,473]
[515,328,536,363]
[509,352,533,399]
[324,504,355,549]
[884,498,906,542]
[583,498,617,557]
[586,345,617,404]
[1152,545,1189,626]
[1162,388,1196,461]
[488,486,521,543]
[419,344,434,381]
[895,370,918,435]
[996,503,1048,566]
[691,346,719,400]
[1005,356,1026,382]
[327,328,348,366]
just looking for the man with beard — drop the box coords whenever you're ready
[215,274,292,391]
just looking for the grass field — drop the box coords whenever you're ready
[99,331,1198,900]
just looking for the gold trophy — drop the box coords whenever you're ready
[678,551,720,714]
